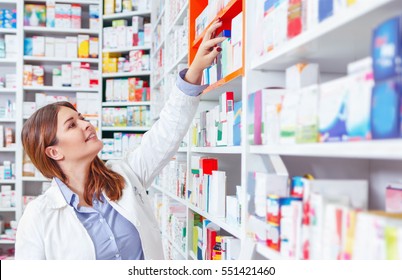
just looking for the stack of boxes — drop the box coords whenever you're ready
[102,105,151,128]
[0,185,15,209]
[259,0,360,57]
[101,133,143,159]
[203,12,243,84]
[103,17,151,49]
[192,91,242,147]
[0,161,14,180]
[0,34,17,59]
[105,78,150,102]
[24,3,99,30]
[0,8,16,29]
[371,15,402,139]
[24,35,99,59]
[23,63,99,89]
[103,0,151,15]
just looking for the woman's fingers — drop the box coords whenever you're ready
[202,20,222,42]
[203,37,227,50]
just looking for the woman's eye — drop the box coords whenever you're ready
[69,122,76,129]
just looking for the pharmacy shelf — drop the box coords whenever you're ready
[22,177,50,182]
[102,10,151,21]
[0,240,15,245]
[102,45,151,53]
[23,56,99,64]
[0,119,16,123]
[101,155,123,161]
[256,243,289,260]
[0,147,16,152]
[152,184,187,205]
[189,250,196,260]
[0,208,16,212]
[151,187,241,240]
[26,0,99,4]
[102,71,151,78]
[0,179,15,184]
[102,101,151,107]
[23,85,99,92]
[152,50,188,89]
[0,58,17,64]
[0,88,17,93]
[251,0,402,73]
[165,2,189,38]
[164,52,188,78]
[152,37,165,59]
[101,126,150,132]
[152,5,165,33]
[191,146,242,154]
[249,216,295,260]
[24,26,99,35]
[200,69,242,101]
[0,28,16,34]
[0,88,16,93]
[192,0,242,47]
[177,147,187,153]
[187,203,242,239]
[0,0,17,4]
[249,140,402,160]
[162,233,186,259]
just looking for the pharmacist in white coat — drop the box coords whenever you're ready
[15,20,225,260]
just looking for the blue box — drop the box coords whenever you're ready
[233,100,242,146]
[372,16,402,82]
[319,0,334,22]
[371,77,401,139]
[24,38,33,56]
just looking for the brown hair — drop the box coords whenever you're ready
[21,101,125,205]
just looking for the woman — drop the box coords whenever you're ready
[15,21,225,260]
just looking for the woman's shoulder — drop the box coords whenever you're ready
[23,194,47,214]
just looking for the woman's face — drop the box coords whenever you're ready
[53,106,103,162]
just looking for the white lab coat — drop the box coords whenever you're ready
[15,85,200,260]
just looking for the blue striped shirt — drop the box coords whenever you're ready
[56,178,144,260]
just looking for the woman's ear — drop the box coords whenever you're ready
[45,146,64,161]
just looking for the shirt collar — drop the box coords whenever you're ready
[55,177,79,208]
[55,177,104,213]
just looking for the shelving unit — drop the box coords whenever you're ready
[0,58,17,64]
[241,0,402,260]
[1,0,400,261]
[23,26,98,35]
[0,88,16,93]
[102,10,151,21]
[2,0,103,257]
[0,0,19,255]
[23,56,99,63]
[99,2,153,151]
[250,0,402,73]
[149,0,402,261]
[102,45,151,53]
[26,0,99,4]
[101,126,150,132]
[0,28,17,34]
[23,85,98,92]
[101,71,151,78]
[250,141,402,160]
[102,101,150,107]
[149,0,245,260]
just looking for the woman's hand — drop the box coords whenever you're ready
[185,20,227,85]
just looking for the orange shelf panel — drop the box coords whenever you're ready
[193,0,242,47]
[202,67,243,95]
[189,0,243,63]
